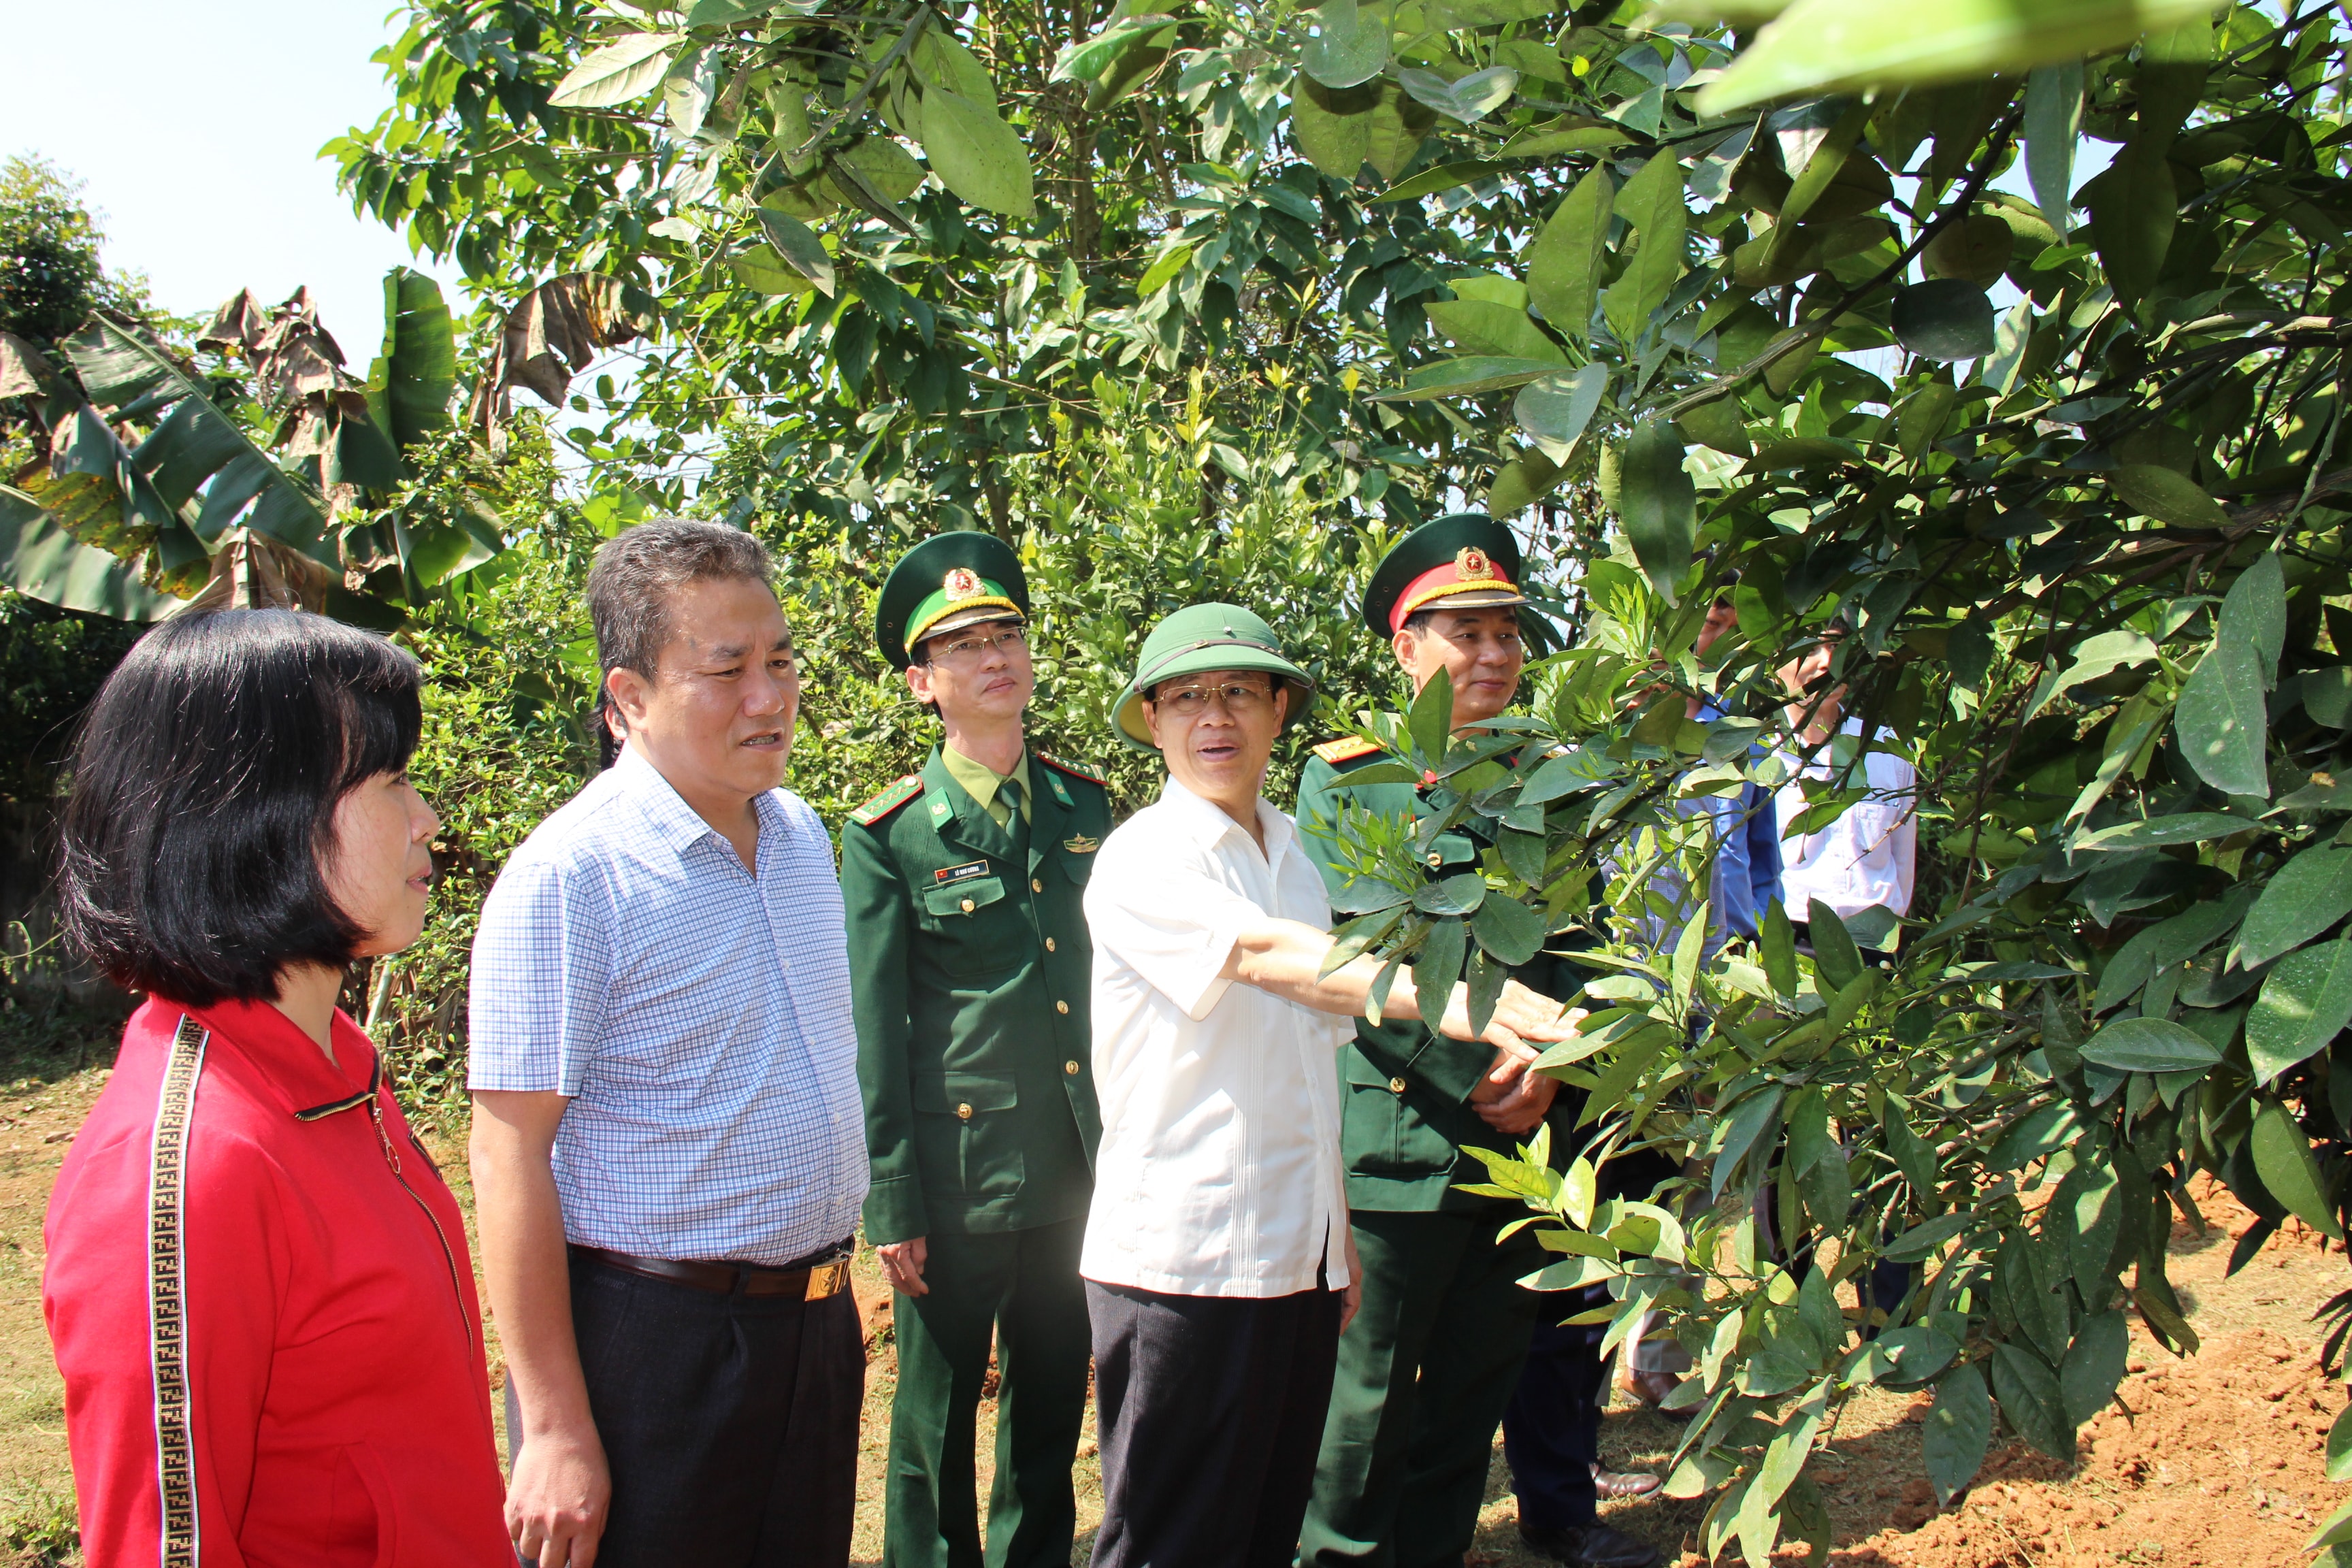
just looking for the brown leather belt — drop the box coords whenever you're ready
[572,1243,854,1300]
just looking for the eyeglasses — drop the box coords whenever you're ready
[1153,678,1275,717]
[927,626,1028,663]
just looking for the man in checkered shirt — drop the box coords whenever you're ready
[468,520,868,1568]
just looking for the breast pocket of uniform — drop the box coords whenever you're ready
[919,875,1022,978]
[911,1071,1025,1197]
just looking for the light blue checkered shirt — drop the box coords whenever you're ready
[468,745,868,1266]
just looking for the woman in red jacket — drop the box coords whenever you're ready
[43,609,511,1567]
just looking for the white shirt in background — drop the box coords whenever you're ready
[1775,718,1918,921]
[1079,775,1352,1299]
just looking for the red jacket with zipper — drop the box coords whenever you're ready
[44,997,510,1567]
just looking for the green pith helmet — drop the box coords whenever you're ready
[875,531,1030,670]
[1112,602,1316,751]
[1360,512,1531,638]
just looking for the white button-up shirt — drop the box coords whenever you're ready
[1776,719,1918,922]
[1079,776,1352,1298]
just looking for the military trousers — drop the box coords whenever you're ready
[883,1217,1091,1568]
[1298,1209,1575,1568]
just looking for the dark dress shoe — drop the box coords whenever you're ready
[1517,1520,1663,1568]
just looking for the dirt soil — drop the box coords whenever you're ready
[0,1057,2345,1567]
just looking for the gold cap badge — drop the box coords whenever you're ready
[1456,546,1496,581]
[943,566,984,600]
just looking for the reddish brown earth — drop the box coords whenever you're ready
[1527,1179,2347,1568]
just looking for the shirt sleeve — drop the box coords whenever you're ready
[467,847,611,1095]
[1878,752,1921,917]
[1084,832,1264,1022]
[47,1124,286,1568]
[840,819,928,1244]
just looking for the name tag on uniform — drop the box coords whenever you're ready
[934,860,990,885]
[1063,835,1099,853]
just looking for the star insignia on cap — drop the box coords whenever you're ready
[1456,546,1496,580]
[943,566,984,600]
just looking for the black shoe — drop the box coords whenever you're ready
[1517,1520,1663,1568]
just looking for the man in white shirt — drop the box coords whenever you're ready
[1080,603,1583,1568]
[1774,622,1918,933]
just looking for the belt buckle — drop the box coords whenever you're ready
[806,1260,851,1300]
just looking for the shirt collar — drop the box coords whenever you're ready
[613,742,783,853]
[181,996,380,1118]
[1158,773,1294,865]
[939,744,1029,817]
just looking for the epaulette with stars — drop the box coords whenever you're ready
[849,774,924,827]
[1035,751,1107,787]
[1310,736,1383,766]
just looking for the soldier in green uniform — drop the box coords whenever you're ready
[1295,516,1660,1568]
[842,532,1112,1568]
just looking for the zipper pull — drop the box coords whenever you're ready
[365,1098,403,1176]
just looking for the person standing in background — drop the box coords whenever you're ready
[1294,517,1660,1568]
[1079,604,1583,1568]
[470,520,868,1568]
[842,532,1109,1568]
[1774,621,1918,933]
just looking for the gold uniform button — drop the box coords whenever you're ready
[1064,1060,1081,1076]
[1056,1000,1071,1015]
[960,897,975,913]
[956,1102,974,1120]
[1045,936,1057,952]
[1389,1077,1407,1094]
[1032,877,1045,892]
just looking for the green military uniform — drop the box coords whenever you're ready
[843,532,1111,1568]
[1294,516,1593,1568]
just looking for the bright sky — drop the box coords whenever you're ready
[0,1,460,366]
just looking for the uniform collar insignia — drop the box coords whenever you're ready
[1063,834,1100,853]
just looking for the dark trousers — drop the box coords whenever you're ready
[1501,1286,1614,1531]
[510,1252,864,1568]
[1085,1276,1343,1568]
[885,1220,1091,1568]
[1300,1211,1575,1568]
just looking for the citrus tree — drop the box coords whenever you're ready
[333,0,2352,1557]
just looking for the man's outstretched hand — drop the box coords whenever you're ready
[1437,977,1583,1052]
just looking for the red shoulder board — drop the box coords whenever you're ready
[1035,752,1106,787]
[849,774,924,827]
[1311,736,1383,766]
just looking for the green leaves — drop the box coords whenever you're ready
[1513,365,1607,450]
[365,267,454,455]
[2078,1017,2223,1074]
[2023,63,2084,239]
[549,33,681,109]
[1525,167,1614,343]
[1890,280,1995,361]
[1394,65,1519,125]
[1415,912,1467,1034]
[2175,552,2284,800]
[2235,845,2352,972]
[755,208,838,296]
[0,487,175,619]
[1051,13,1180,86]
[2251,1100,2345,1240]
[1407,663,1454,762]
[2247,941,2352,1084]
[1618,421,1695,604]
[2111,465,2228,528]
[918,88,1036,218]
[1990,1341,2074,1461]
[1699,0,2232,114]
[1923,1363,1991,1506]
[1301,0,1389,88]
[1601,154,1687,346]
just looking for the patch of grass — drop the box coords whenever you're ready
[0,1482,77,1566]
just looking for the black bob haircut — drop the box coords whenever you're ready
[59,610,424,1009]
